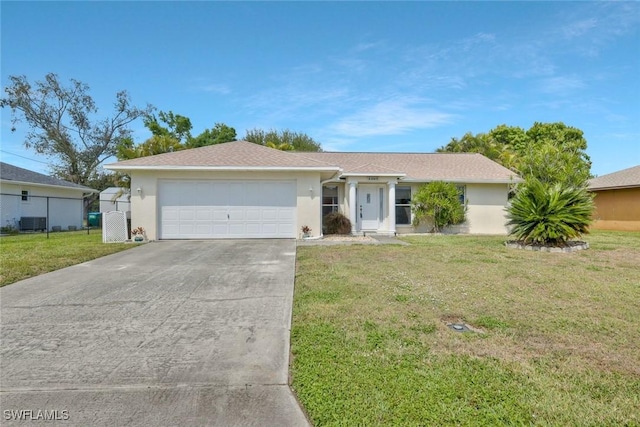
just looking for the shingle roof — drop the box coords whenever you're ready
[300,151,520,183]
[0,162,95,191]
[105,140,521,183]
[107,140,337,170]
[589,165,640,190]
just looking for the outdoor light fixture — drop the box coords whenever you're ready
[309,186,313,194]
[136,187,142,194]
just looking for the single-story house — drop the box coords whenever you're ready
[0,162,97,231]
[100,187,131,214]
[588,165,640,231]
[104,140,521,240]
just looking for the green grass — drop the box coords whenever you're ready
[292,231,640,426]
[0,231,132,286]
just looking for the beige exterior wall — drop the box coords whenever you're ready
[129,170,322,240]
[463,183,511,234]
[329,181,511,235]
[128,169,513,240]
[591,187,640,231]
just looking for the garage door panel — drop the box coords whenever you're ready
[246,223,261,235]
[162,207,179,221]
[159,180,296,239]
[212,208,227,221]
[228,223,246,235]
[213,223,228,234]
[245,208,261,221]
[195,223,212,234]
[278,208,294,221]
[260,208,275,221]
[179,223,196,234]
[195,207,212,220]
[179,208,195,221]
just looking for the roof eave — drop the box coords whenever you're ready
[0,178,98,193]
[340,173,407,178]
[588,184,640,191]
[104,165,341,172]
[401,177,523,184]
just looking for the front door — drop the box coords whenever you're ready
[359,185,383,231]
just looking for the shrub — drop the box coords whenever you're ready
[0,225,19,235]
[323,212,352,235]
[411,181,465,232]
[506,178,594,246]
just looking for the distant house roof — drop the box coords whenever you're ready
[0,162,97,192]
[105,140,521,184]
[589,165,640,191]
[100,187,130,201]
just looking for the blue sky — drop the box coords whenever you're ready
[1,1,639,177]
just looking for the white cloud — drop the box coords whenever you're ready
[538,76,586,94]
[561,18,598,39]
[329,97,454,138]
[197,84,231,95]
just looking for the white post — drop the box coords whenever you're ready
[388,181,396,235]
[349,181,357,234]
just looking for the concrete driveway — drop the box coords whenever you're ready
[0,240,309,426]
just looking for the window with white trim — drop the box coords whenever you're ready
[456,185,466,205]
[395,186,411,225]
[322,185,339,218]
[21,190,30,202]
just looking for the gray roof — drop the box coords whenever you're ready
[107,140,338,170]
[0,162,96,192]
[589,165,640,190]
[301,151,520,183]
[106,140,521,184]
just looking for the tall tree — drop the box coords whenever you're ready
[438,122,592,187]
[244,128,322,152]
[187,123,236,148]
[144,111,193,143]
[119,111,237,156]
[1,73,153,186]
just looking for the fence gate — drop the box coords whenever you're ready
[102,211,128,243]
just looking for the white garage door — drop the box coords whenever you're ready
[158,180,296,239]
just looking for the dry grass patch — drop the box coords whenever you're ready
[292,231,640,425]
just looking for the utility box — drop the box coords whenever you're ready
[87,212,102,227]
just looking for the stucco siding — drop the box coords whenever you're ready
[591,187,640,231]
[0,183,86,230]
[129,170,322,240]
[398,183,510,235]
[464,184,510,234]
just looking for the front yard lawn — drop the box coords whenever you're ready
[292,231,640,426]
[0,231,132,287]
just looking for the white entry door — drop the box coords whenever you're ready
[158,180,296,239]
[358,185,383,231]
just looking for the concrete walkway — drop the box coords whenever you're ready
[297,234,409,246]
[0,240,309,427]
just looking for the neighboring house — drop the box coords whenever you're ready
[0,162,97,231]
[588,165,640,231]
[100,187,131,214]
[105,140,521,240]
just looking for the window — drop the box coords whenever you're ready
[395,186,411,225]
[21,190,29,202]
[322,185,339,218]
[456,185,466,205]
